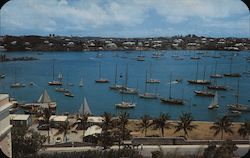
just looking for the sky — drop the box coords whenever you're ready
[0,0,249,37]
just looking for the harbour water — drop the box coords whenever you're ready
[0,50,250,121]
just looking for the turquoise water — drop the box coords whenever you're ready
[0,50,250,121]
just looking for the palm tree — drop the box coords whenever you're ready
[174,112,197,139]
[42,108,51,143]
[73,113,89,142]
[57,121,71,143]
[118,112,129,140]
[210,116,233,140]
[101,112,114,132]
[238,121,250,138]
[152,113,172,137]
[139,114,151,137]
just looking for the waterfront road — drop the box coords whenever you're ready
[39,144,250,157]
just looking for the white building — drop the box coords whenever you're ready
[10,114,32,127]
[0,94,13,158]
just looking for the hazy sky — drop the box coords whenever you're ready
[1,0,249,37]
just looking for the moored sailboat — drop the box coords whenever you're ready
[146,63,160,84]
[210,61,223,78]
[227,80,250,112]
[10,69,25,88]
[48,61,63,85]
[95,62,109,83]
[224,57,241,77]
[109,64,123,90]
[188,62,211,85]
[119,64,138,94]
[139,70,158,99]
[160,73,184,105]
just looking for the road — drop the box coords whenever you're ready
[39,144,250,157]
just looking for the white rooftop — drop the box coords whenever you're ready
[49,115,68,122]
[10,114,30,121]
[84,125,102,137]
[0,94,9,101]
[87,116,104,123]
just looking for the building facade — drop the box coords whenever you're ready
[0,94,13,158]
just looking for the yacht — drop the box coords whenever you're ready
[115,101,136,108]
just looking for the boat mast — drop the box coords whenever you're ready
[114,63,118,85]
[149,62,152,79]
[195,60,199,81]
[229,57,233,74]
[236,79,240,105]
[52,60,55,81]
[169,72,172,99]
[214,61,218,74]
[144,70,148,93]
[125,64,128,88]
[203,66,206,81]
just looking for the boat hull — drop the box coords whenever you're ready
[160,98,184,105]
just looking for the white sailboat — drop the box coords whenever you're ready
[79,77,84,87]
[110,64,123,90]
[208,91,219,109]
[95,62,109,83]
[119,64,138,94]
[10,68,25,88]
[48,61,63,85]
[139,70,158,99]
[146,63,160,84]
[79,97,92,115]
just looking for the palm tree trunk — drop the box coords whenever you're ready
[221,131,224,140]
[161,128,164,137]
[145,128,147,137]
[47,127,50,143]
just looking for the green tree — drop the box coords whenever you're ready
[118,112,129,140]
[73,113,89,142]
[57,121,71,143]
[101,112,114,132]
[98,112,115,149]
[238,121,250,138]
[139,114,151,137]
[174,112,197,138]
[152,113,172,137]
[42,108,52,143]
[210,116,233,140]
[12,127,46,158]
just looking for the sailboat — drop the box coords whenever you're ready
[95,62,109,83]
[208,91,219,109]
[119,64,138,94]
[210,61,223,78]
[227,80,250,112]
[0,74,5,78]
[207,76,227,91]
[109,64,123,90]
[22,89,57,114]
[79,77,84,87]
[160,73,184,105]
[194,90,214,97]
[224,57,241,77]
[188,62,211,85]
[79,97,92,115]
[139,70,158,99]
[115,92,136,109]
[146,63,160,84]
[10,69,25,88]
[48,61,63,85]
